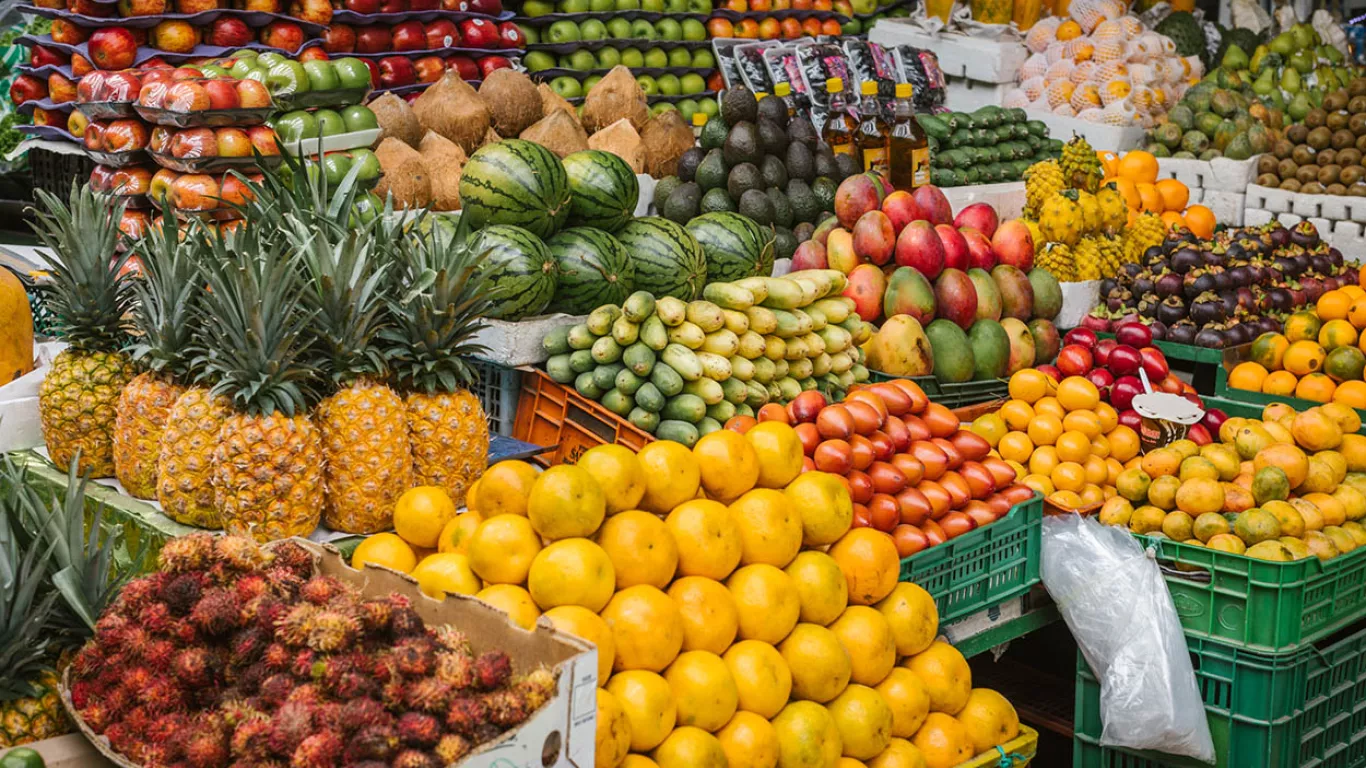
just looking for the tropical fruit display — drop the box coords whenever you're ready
[1100,150,1214,237]
[1087,219,1357,348]
[1226,283,1366,408]
[918,106,1062,187]
[1252,77,1366,195]
[1095,399,1366,563]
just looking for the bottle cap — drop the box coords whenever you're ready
[826,77,843,92]
[896,83,912,98]
[775,82,791,96]
[692,112,707,126]
[861,81,878,95]
[756,92,768,100]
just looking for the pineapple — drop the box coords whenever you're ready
[1024,160,1064,218]
[1124,213,1167,263]
[384,221,494,508]
[115,216,197,499]
[158,387,232,529]
[31,184,137,477]
[1040,190,1084,247]
[1060,134,1103,193]
[1075,236,1105,281]
[196,224,325,542]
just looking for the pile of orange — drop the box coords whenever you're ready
[1101,150,1216,239]
[1228,286,1366,408]
[705,13,842,39]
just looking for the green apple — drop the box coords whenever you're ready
[589,0,613,9]
[568,50,597,70]
[607,19,633,38]
[198,64,229,78]
[229,58,258,78]
[620,47,645,66]
[557,54,574,67]
[550,76,584,98]
[676,98,698,120]
[547,20,581,43]
[643,47,668,67]
[698,97,718,116]
[664,0,687,11]
[682,18,708,41]
[690,48,714,67]
[520,25,539,43]
[525,51,557,72]
[332,57,371,89]
[849,0,875,13]
[302,60,340,91]
[265,60,310,97]
[256,52,286,68]
[314,108,346,136]
[583,75,603,91]
[842,19,862,33]
[596,48,622,68]
[579,19,608,40]
[322,153,352,186]
[686,0,711,12]
[522,0,554,14]
[349,149,380,182]
[630,19,655,38]
[668,47,692,67]
[679,72,707,93]
[640,0,664,9]
[636,74,658,94]
[341,104,379,131]
[656,74,681,95]
[559,0,590,11]
[651,102,677,116]
[614,0,640,9]
[655,18,682,40]
[273,110,317,142]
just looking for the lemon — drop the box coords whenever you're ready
[350,532,417,573]
[475,584,541,630]
[411,552,480,599]
[436,511,482,554]
[393,486,457,548]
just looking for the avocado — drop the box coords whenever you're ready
[727,162,763,200]
[738,188,775,225]
[662,182,702,224]
[786,178,818,223]
[793,221,814,242]
[834,153,859,180]
[788,118,817,149]
[785,142,814,182]
[721,87,758,126]
[757,94,789,127]
[700,116,729,150]
[653,175,683,209]
[760,155,788,189]
[723,121,761,167]
[811,176,837,212]
[676,147,704,183]
[695,149,728,191]
[772,226,797,261]
[757,118,787,158]
[700,187,737,214]
[814,150,838,179]
[766,187,793,228]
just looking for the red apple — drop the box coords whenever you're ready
[403,91,420,103]
[129,28,149,47]
[322,23,356,53]
[170,174,220,210]
[150,125,174,153]
[459,18,498,48]
[118,0,167,14]
[414,56,445,83]
[112,167,154,195]
[175,0,222,11]
[151,20,201,54]
[138,80,169,109]
[149,168,178,201]
[354,26,392,54]
[260,21,305,52]
[204,79,240,110]
[445,55,478,81]
[497,22,525,48]
[29,45,67,69]
[88,27,139,71]
[244,0,281,10]
[247,125,280,156]
[71,0,115,16]
[119,210,152,241]
[219,174,254,207]
[477,55,512,77]
[207,17,254,48]
[463,0,502,13]
[344,0,380,11]
[377,56,417,87]
[32,107,60,126]
[235,79,272,109]
[47,73,77,104]
[378,0,406,12]
[31,0,64,7]
[362,58,381,87]
[50,20,90,46]
[409,0,438,9]
[102,72,143,103]
[299,47,329,62]
[391,21,426,51]
[84,122,106,151]
[165,81,210,112]
[76,72,106,103]
[170,67,204,81]
[171,127,217,158]
[90,165,116,191]
[9,75,47,106]
[103,119,151,152]
[425,20,460,49]
[70,54,94,77]
[67,110,90,139]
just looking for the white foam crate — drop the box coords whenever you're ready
[1243,183,1366,260]
[867,20,1028,84]
[1056,280,1100,330]
[1026,110,1146,152]
[944,76,1013,113]
[1155,156,1257,194]
[943,180,1026,221]
[1186,188,1245,227]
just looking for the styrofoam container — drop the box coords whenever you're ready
[635,173,655,217]
[278,128,381,157]
[1244,183,1366,260]
[867,20,1029,84]
[1026,110,1146,152]
[943,76,1013,113]
[0,342,64,454]
[1155,156,1257,194]
[1186,188,1245,227]
[472,313,585,368]
[943,180,1026,221]
[1055,279,1100,330]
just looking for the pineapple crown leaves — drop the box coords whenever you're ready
[0,455,61,698]
[191,224,324,417]
[129,214,204,382]
[28,182,135,353]
[381,217,494,395]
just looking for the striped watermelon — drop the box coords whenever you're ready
[562,150,639,233]
[546,227,635,315]
[686,212,775,283]
[615,217,707,301]
[459,139,572,239]
[469,225,558,321]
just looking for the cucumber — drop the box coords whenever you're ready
[839,369,856,388]
[543,326,571,355]
[697,417,723,436]
[622,291,656,322]
[592,336,623,364]
[799,377,818,391]
[593,363,625,391]
[629,407,660,433]
[601,388,633,416]
[702,329,740,357]
[788,357,813,380]
[767,381,782,401]
[567,323,597,350]
[682,377,724,405]
[737,331,767,359]
[721,309,750,335]
[662,394,707,422]
[733,277,770,303]
[667,322,706,349]
[703,282,755,311]
[546,354,575,383]
[735,403,754,418]
[851,364,868,383]
[838,316,864,338]
[656,420,700,447]
[587,305,621,335]
[612,316,640,346]
[696,352,732,381]
[752,357,776,384]
[640,315,669,351]
[746,306,778,335]
[760,277,804,310]
[622,342,656,377]
[720,376,748,405]
[615,368,644,395]
[686,300,725,332]
[745,380,770,407]
[851,320,874,345]
[661,344,703,381]
[651,364,685,396]
[575,371,604,400]
[635,382,665,412]
[772,310,801,338]
[570,349,596,373]
[655,296,687,326]
[729,356,755,382]
[764,336,787,361]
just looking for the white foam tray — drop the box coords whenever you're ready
[944,180,1026,221]
[1243,183,1366,260]
[1055,279,1100,330]
[471,313,585,368]
[279,128,381,157]
[1027,110,1146,153]
[867,20,1029,85]
[944,77,1013,113]
[1186,188,1246,227]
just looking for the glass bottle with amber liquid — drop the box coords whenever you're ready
[889,82,930,191]
[821,77,857,158]
[856,80,890,174]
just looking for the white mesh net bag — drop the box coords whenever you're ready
[1098,78,1132,106]
[1070,83,1103,112]
[1076,107,1105,123]
[1094,38,1126,63]
[1093,60,1129,82]
[1053,103,1077,117]
[1026,16,1063,53]
[1183,56,1205,80]
[1091,19,1123,42]
[1128,62,1154,85]
[1045,41,1071,65]
[1003,89,1031,109]
[1070,61,1098,84]
[1118,15,1143,36]
[1130,84,1157,111]
[1099,100,1139,126]
[1047,79,1077,108]
[1022,75,1047,101]
[1068,0,1112,32]
[1159,36,1177,55]
[1021,53,1048,80]
[1047,59,1077,81]
[1063,37,1095,62]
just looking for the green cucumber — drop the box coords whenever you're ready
[593,363,625,391]
[601,388,633,416]
[575,371,604,399]
[682,377,724,405]
[703,282,755,311]
[655,296,687,326]
[615,368,644,395]
[640,315,669,351]
[567,323,597,350]
[592,336,623,364]
[651,363,685,396]
[587,305,621,335]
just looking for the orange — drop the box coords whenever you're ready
[1296,373,1337,403]
[771,702,843,767]
[1007,369,1052,403]
[1250,332,1290,370]
[1097,150,1118,178]
[1117,150,1159,184]
[1051,461,1087,492]
[830,606,897,687]
[1056,377,1101,411]
[663,650,739,731]
[596,689,632,768]
[1055,19,1082,39]
[1320,319,1359,350]
[999,399,1036,430]
[970,413,1008,446]
[577,444,647,514]
[1334,380,1366,409]
[1155,178,1189,211]
[1055,430,1092,463]
[1063,409,1102,438]
[475,584,540,630]
[1094,402,1118,433]
[1027,413,1064,446]
[1319,290,1353,321]
[1184,205,1215,239]
[667,499,743,580]
[545,605,615,682]
[668,576,739,654]
[729,487,804,567]
[637,440,701,514]
[1345,285,1366,300]
[527,465,606,540]
[745,421,804,489]
[1350,298,1366,330]
[786,471,855,546]
[596,510,680,589]
[723,640,793,719]
[827,685,894,760]
[1084,455,1109,485]
[716,711,780,767]
[526,538,616,612]
[1160,211,1186,231]
[728,564,801,644]
[997,432,1035,464]
[602,585,685,673]
[1033,396,1065,419]
[351,532,417,574]
[1228,362,1269,391]
[955,689,1020,756]
[467,514,542,585]
[393,486,457,548]
[912,713,974,768]
[1028,445,1060,477]
[780,623,853,702]
[1113,177,1141,209]
[829,528,900,605]
[1261,370,1299,395]
[1284,340,1328,376]
[694,429,760,501]
[476,459,539,517]
[1107,425,1140,462]
[1286,311,1324,343]
[1089,434,1110,458]
[784,550,850,626]
[607,670,677,752]
[1140,183,1167,213]
[904,641,972,714]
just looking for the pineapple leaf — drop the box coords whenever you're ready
[0,477,60,697]
[130,213,203,382]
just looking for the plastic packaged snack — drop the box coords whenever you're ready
[712,38,746,89]
[842,38,899,99]
[148,125,283,173]
[794,41,849,130]
[136,76,274,128]
[734,41,780,92]
[892,45,945,110]
[77,68,160,119]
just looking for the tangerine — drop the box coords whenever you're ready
[1228,362,1269,391]
[1296,373,1337,403]
[1262,370,1299,395]
[1284,340,1327,376]
[1319,290,1353,321]
[1155,178,1188,211]
[1117,150,1158,184]
[1183,205,1215,238]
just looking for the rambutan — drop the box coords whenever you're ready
[171,619,200,645]
[173,647,219,687]
[231,627,269,666]
[95,611,130,644]
[471,722,503,744]
[143,678,188,714]
[70,680,97,710]
[515,667,558,711]
[431,626,469,654]
[218,700,265,728]
[395,712,441,748]
[276,605,318,648]
[161,573,206,616]
[254,599,290,634]
[80,701,114,733]
[262,643,292,671]
[393,638,436,678]
[433,734,471,765]
[298,576,348,605]
[102,684,133,714]
[444,696,488,737]
[103,722,132,752]
[138,602,175,636]
[284,683,322,706]
[343,760,388,768]
[191,588,242,636]
[143,638,178,669]
[388,606,424,638]
[148,713,192,746]
[232,662,269,694]
[380,680,405,711]
[122,665,155,692]
[305,611,360,653]
[258,674,295,707]
[160,533,216,573]
[342,725,399,763]
[311,701,344,732]
[404,678,452,713]
[230,718,273,760]
[357,600,392,633]
[263,567,305,600]
[473,651,511,691]
[290,649,317,680]
[329,672,375,700]
[290,731,343,768]
[391,749,438,768]
[71,646,105,679]
[268,542,315,578]
[182,721,230,768]
[123,706,153,733]
[117,574,166,614]
[337,698,390,734]
[482,689,529,727]
[266,703,313,756]
[216,535,268,572]
[121,626,153,658]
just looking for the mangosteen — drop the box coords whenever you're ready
[1218,291,1238,318]
[1324,276,1341,292]
[1184,270,1217,299]
[1100,277,1118,297]
[1310,253,1333,275]
[1132,271,1155,297]
[1261,316,1284,334]
[1236,286,1256,311]
[1205,245,1227,268]
[1143,245,1165,266]
[1330,247,1344,267]
[1137,293,1160,319]
[1291,220,1321,248]
[1227,265,1252,287]
[1289,282,1308,307]
[1149,320,1167,340]
[1211,269,1232,292]
[1195,327,1227,349]
[1123,263,1143,279]
[1116,310,1141,326]
[1167,321,1198,345]
[1267,287,1294,312]
[1157,295,1188,326]
[1345,269,1360,286]
[1189,292,1227,326]
[1301,276,1325,303]
[1155,271,1183,298]
[1171,247,1202,274]
[1107,288,1132,313]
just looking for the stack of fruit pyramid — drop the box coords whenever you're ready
[350,416,1026,768]
[1023,135,1165,282]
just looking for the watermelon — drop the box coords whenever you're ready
[469,225,558,321]
[686,212,775,283]
[615,217,707,301]
[562,150,639,232]
[458,139,572,239]
[546,227,635,315]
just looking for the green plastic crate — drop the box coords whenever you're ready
[1073,623,1366,768]
[898,492,1042,624]
[865,370,1009,409]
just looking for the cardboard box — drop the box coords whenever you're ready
[61,540,600,768]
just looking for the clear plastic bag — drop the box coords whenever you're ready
[1040,514,1215,764]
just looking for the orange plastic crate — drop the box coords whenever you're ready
[513,369,654,466]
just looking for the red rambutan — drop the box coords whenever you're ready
[284,683,322,706]
[121,626,153,658]
[391,749,438,768]
[380,680,405,711]
[357,600,392,634]
[123,706,153,733]
[70,681,96,710]
[183,723,230,768]
[144,639,178,669]
[171,619,200,645]
[515,667,558,712]
[103,722,132,752]
[262,643,292,671]
[473,651,511,691]
[268,542,315,578]
[254,599,290,635]
[339,698,391,734]
[444,696,488,737]
[290,650,317,680]
[404,678,452,713]
[79,702,114,733]
[147,713,192,747]
[433,734,471,765]
[174,647,220,688]
[231,627,269,666]
[117,574,166,614]
[122,666,154,692]
[71,645,105,679]
[305,611,360,653]
[431,626,469,654]
[143,678,188,714]
[159,533,216,573]
[139,742,174,768]
[230,718,273,761]
[395,712,441,748]
[234,575,270,605]
[393,638,436,678]
[482,690,529,728]
[191,588,242,636]
[266,702,313,756]
[470,722,503,744]
[215,535,268,572]
[342,725,398,763]
[263,567,305,600]
[161,573,206,616]
[258,674,295,707]
[329,672,375,700]
[311,702,344,732]
[276,605,318,649]
[139,603,175,635]
[298,576,347,606]
[290,731,343,768]
[434,652,474,690]
[389,607,424,638]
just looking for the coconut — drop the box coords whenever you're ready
[640,110,695,178]
[481,126,501,148]
[538,83,576,118]
[581,65,649,134]
[520,109,589,158]
[588,118,643,173]
[369,92,423,148]
[418,131,467,211]
[479,69,543,138]
[412,72,489,154]
[374,136,432,208]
